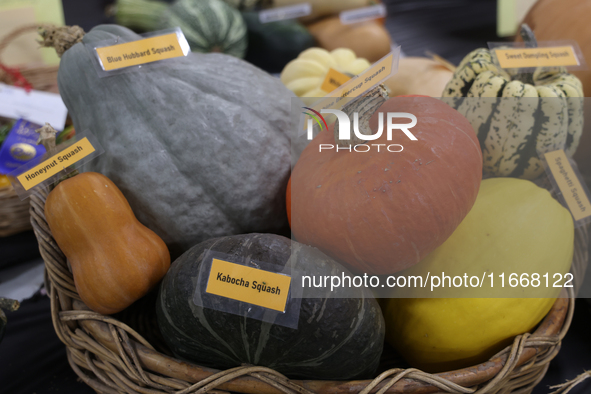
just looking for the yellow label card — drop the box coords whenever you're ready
[95,33,185,71]
[312,50,396,113]
[206,259,292,312]
[17,137,95,191]
[495,46,579,68]
[321,68,352,93]
[544,150,591,221]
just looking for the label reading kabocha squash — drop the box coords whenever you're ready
[543,150,591,223]
[206,258,292,312]
[94,31,189,72]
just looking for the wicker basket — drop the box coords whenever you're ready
[0,24,59,237]
[29,183,589,394]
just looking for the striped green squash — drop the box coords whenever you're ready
[163,0,247,58]
[220,0,263,11]
[442,26,584,180]
[115,0,247,58]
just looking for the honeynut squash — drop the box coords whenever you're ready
[442,25,584,180]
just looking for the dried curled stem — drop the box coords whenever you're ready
[38,24,85,57]
[36,123,58,154]
[334,84,389,147]
[0,298,20,312]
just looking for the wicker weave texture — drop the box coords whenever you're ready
[28,185,589,394]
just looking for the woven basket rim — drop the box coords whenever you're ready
[29,187,585,394]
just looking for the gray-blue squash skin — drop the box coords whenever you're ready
[156,233,385,380]
[58,25,295,257]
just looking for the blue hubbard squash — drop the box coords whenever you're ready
[42,24,295,258]
[156,233,385,380]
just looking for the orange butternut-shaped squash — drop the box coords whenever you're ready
[45,172,170,314]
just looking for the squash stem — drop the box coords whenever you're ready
[35,124,79,190]
[514,24,536,85]
[334,84,389,147]
[0,298,20,312]
[114,0,169,32]
[38,25,85,58]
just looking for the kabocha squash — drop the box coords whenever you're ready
[242,12,316,74]
[442,25,584,179]
[280,47,371,103]
[43,25,295,258]
[156,233,385,380]
[382,177,574,372]
[115,0,247,58]
[45,172,171,315]
[290,95,483,275]
[307,16,391,63]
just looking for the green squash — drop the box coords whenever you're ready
[442,25,584,179]
[156,233,385,380]
[221,0,263,11]
[115,0,248,58]
[164,0,247,58]
[242,12,316,74]
[55,25,295,257]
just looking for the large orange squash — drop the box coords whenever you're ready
[45,172,171,314]
[290,96,482,275]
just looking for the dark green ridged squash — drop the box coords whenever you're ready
[50,25,294,258]
[156,233,385,380]
[242,11,316,74]
[115,0,248,58]
[164,0,248,58]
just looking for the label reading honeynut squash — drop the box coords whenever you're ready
[320,68,352,93]
[494,46,580,69]
[16,137,96,191]
[95,33,186,71]
[206,259,292,312]
[544,149,591,222]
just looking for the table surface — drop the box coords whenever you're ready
[1,1,590,393]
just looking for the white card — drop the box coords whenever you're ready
[0,83,67,131]
[340,4,387,25]
[259,3,312,23]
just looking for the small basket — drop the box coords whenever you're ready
[29,183,589,394]
[0,24,59,92]
[0,24,59,237]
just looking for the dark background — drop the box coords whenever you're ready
[1,1,590,393]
